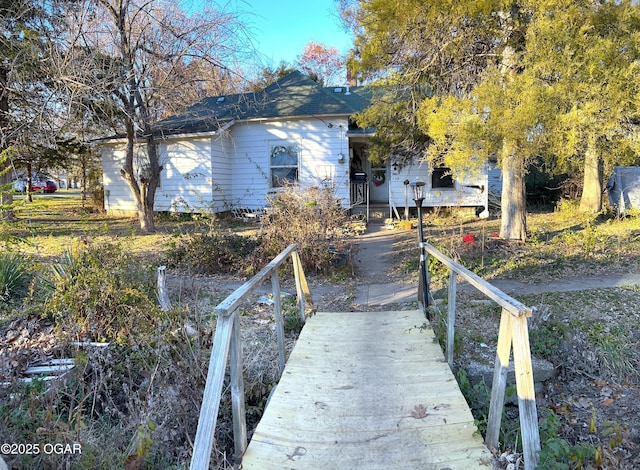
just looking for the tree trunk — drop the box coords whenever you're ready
[500,144,527,242]
[0,64,13,221]
[0,165,13,221]
[579,138,603,213]
[137,180,156,233]
[120,139,159,234]
[81,156,87,209]
[26,161,34,203]
[140,137,160,233]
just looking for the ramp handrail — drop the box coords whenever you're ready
[420,241,541,470]
[189,244,313,470]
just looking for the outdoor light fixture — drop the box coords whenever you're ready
[411,179,429,317]
[411,180,426,206]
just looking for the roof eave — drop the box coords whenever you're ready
[95,120,236,145]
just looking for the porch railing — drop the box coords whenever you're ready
[189,244,313,470]
[420,241,541,470]
[350,181,369,220]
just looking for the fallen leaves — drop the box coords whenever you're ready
[0,315,62,382]
[411,404,429,419]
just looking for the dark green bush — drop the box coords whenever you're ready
[44,242,163,345]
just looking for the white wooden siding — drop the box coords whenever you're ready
[229,118,350,210]
[101,145,137,213]
[211,133,233,211]
[100,118,351,215]
[389,160,489,211]
[155,137,213,212]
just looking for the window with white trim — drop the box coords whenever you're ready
[270,143,299,188]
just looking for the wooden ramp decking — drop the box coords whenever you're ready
[241,310,494,469]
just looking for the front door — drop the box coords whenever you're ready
[369,166,389,203]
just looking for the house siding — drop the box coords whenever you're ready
[100,120,490,217]
[155,137,214,212]
[229,117,350,209]
[389,160,489,213]
[101,145,137,213]
[212,133,233,211]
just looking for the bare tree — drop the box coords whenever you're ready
[54,0,251,232]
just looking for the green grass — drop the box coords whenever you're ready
[5,193,226,266]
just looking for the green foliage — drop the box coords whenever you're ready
[354,84,432,166]
[44,242,163,345]
[350,0,640,227]
[536,408,598,470]
[281,295,304,333]
[536,438,595,470]
[549,221,608,259]
[418,95,491,178]
[529,320,567,359]
[586,323,638,380]
[624,207,640,219]
[455,369,522,451]
[429,306,462,355]
[0,250,31,305]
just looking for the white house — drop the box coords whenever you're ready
[99,71,489,219]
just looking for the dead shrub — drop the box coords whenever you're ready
[167,230,259,276]
[43,242,162,345]
[258,184,348,272]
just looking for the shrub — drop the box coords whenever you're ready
[165,185,351,277]
[0,251,31,304]
[44,242,163,345]
[167,231,259,275]
[259,184,348,272]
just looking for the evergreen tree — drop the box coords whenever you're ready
[346,1,640,239]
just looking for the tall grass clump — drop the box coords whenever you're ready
[0,251,31,305]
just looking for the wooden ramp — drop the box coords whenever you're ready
[241,310,494,469]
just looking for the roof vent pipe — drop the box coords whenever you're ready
[345,85,351,95]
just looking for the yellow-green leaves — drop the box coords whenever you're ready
[417,96,488,179]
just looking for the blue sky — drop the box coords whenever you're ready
[241,0,353,65]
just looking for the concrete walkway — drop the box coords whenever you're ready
[351,218,640,307]
[352,218,418,307]
[476,274,640,296]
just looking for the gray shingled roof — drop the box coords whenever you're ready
[153,71,371,136]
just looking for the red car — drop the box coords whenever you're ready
[30,181,57,193]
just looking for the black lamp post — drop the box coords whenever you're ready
[411,180,429,317]
[411,180,426,242]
